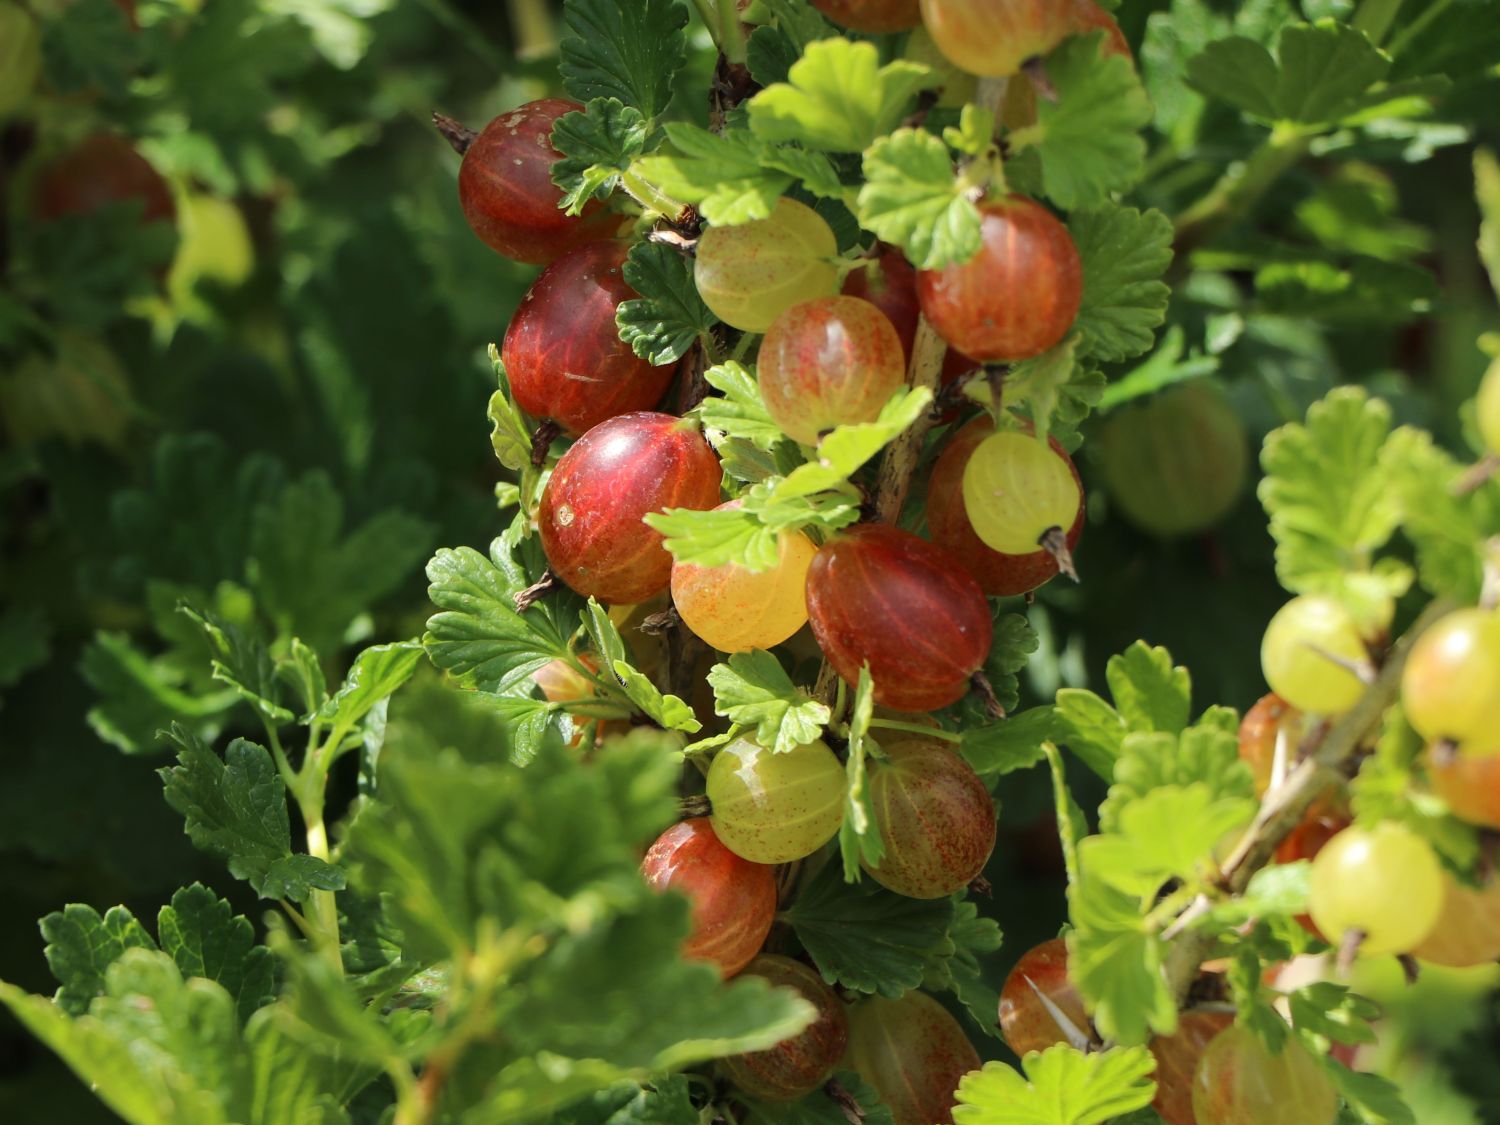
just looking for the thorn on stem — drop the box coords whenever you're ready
[530,419,560,467]
[1431,737,1460,767]
[825,1077,865,1124]
[1397,953,1420,986]
[1039,525,1079,582]
[514,570,561,613]
[1021,57,1057,102]
[432,112,478,156]
[970,670,1006,720]
[1454,453,1500,496]
[679,793,712,819]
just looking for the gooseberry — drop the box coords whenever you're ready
[32,133,176,228]
[694,197,840,333]
[844,990,981,1125]
[1307,822,1443,957]
[719,955,850,1100]
[1259,596,1368,716]
[1400,607,1500,746]
[917,0,1074,78]
[961,429,1084,562]
[707,735,846,864]
[997,937,1090,1056]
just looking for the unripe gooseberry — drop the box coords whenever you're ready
[707,735,846,864]
[671,501,817,653]
[1096,383,1249,537]
[1259,596,1368,716]
[694,197,840,333]
[1409,873,1500,968]
[1307,822,1443,957]
[1400,607,1500,747]
[864,739,996,899]
[719,955,849,1100]
[1190,1024,1337,1125]
[917,0,1074,79]
[844,990,980,1125]
[961,429,1084,559]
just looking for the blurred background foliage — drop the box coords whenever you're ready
[0,0,1497,1118]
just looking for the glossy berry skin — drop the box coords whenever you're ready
[1273,797,1349,940]
[1476,357,1500,456]
[1410,874,1500,968]
[1150,1010,1233,1125]
[641,818,776,978]
[694,197,840,333]
[719,955,850,1100]
[502,241,674,436]
[672,502,817,653]
[1191,1025,1337,1125]
[539,412,721,605]
[1097,383,1249,537]
[1307,822,1443,957]
[32,134,175,227]
[810,0,921,32]
[806,525,992,712]
[1260,596,1368,716]
[1427,745,1500,829]
[1401,608,1500,746]
[865,739,996,899]
[844,991,980,1125]
[707,735,846,864]
[759,296,907,446]
[927,418,1083,596]
[918,197,1081,363]
[458,99,619,265]
[918,0,1073,79]
[998,938,1089,1056]
[1237,693,1301,798]
[842,249,978,381]
[961,430,1083,556]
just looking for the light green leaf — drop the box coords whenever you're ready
[1013,34,1152,210]
[1066,881,1176,1045]
[634,123,790,226]
[1069,206,1174,365]
[616,240,718,365]
[839,665,883,880]
[694,361,788,451]
[551,97,650,214]
[857,128,980,270]
[1380,426,1490,604]
[1003,339,1080,446]
[315,640,423,733]
[1105,642,1191,735]
[584,601,700,733]
[961,706,1061,782]
[748,38,935,153]
[1080,785,1256,896]
[1053,689,1127,782]
[707,650,829,755]
[951,1044,1157,1125]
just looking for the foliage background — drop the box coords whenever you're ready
[1,0,1497,1118]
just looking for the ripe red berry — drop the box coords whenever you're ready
[810,0,921,32]
[865,739,996,899]
[1236,693,1301,798]
[502,241,674,436]
[1150,1010,1233,1125]
[641,818,776,978]
[998,937,1090,1056]
[457,98,621,265]
[719,955,850,1100]
[844,990,980,1125]
[1427,746,1500,830]
[805,524,993,712]
[843,247,979,385]
[539,412,721,605]
[32,133,175,227]
[917,196,1082,363]
[926,417,1083,597]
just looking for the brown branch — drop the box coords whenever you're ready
[1160,599,1453,1004]
[871,315,951,524]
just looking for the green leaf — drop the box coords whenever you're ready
[647,504,779,571]
[634,123,791,226]
[961,706,1062,782]
[80,631,239,755]
[952,611,1040,726]
[40,0,138,97]
[1053,689,1127,782]
[551,98,650,215]
[158,727,346,902]
[1066,880,1175,1045]
[1478,149,1500,302]
[694,361,789,452]
[40,905,156,1017]
[559,0,688,119]
[951,1044,1157,1125]
[787,859,955,996]
[1080,785,1256,896]
[1069,206,1174,365]
[839,666,884,880]
[1288,982,1380,1048]
[707,650,830,755]
[929,898,1004,1039]
[999,340,1080,448]
[1101,720,1256,833]
[1187,22,1391,126]
[156,884,278,1025]
[555,1076,698,1124]
[585,601,701,732]
[249,472,433,653]
[857,128,981,270]
[315,640,424,734]
[423,540,579,694]
[1096,325,1220,412]
[1380,426,1490,604]
[1254,256,1437,324]
[178,604,293,726]
[1260,387,1408,624]
[1013,34,1152,211]
[744,0,838,88]
[0,603,51,692]
[783,385,934,489]
[1105,643,1192,736]
[616,240,718,365]
[741,1071,896,1123]
[1205,861,1310,927]
[1325,1060,1416,1125]
[747,38,935,153]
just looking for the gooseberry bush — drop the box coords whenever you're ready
[5,0,1500,1123]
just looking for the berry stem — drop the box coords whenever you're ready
[1158,598,1453,1005]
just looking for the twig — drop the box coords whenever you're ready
[871,316,950,524]
[1160,599,1452,1004]
[432,112,478,156]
